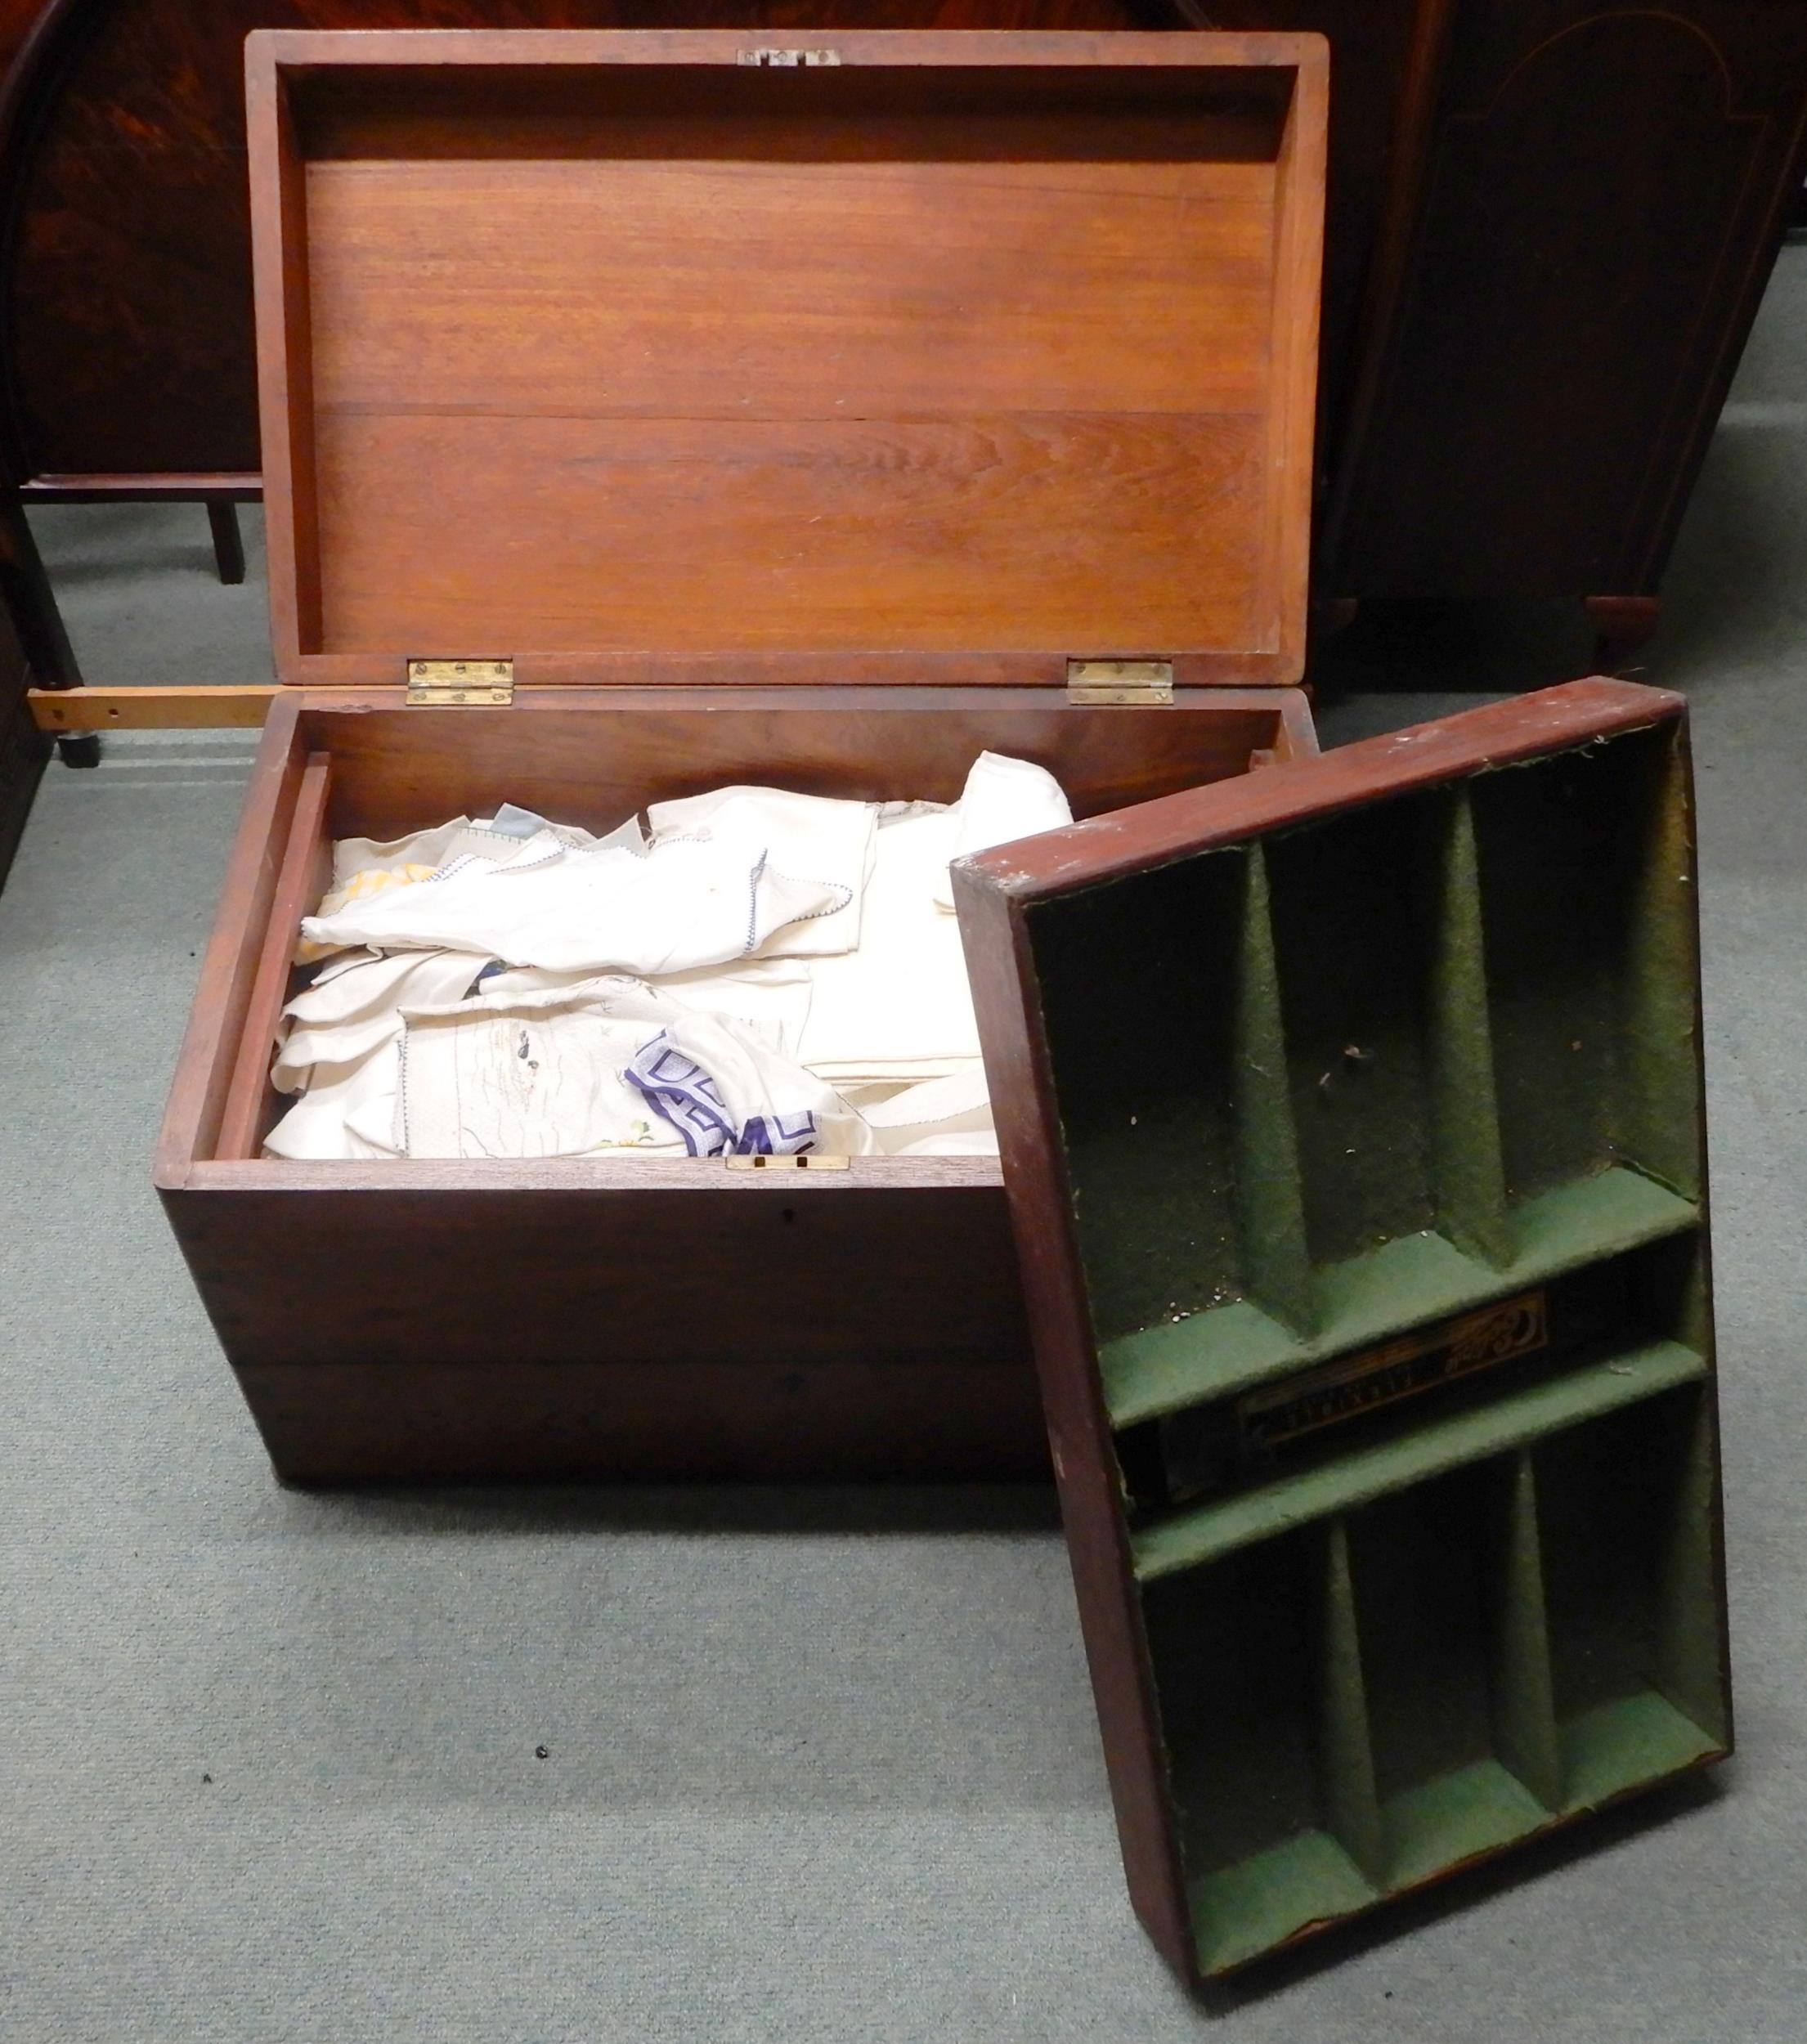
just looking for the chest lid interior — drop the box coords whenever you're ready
[951,679,1729,1979]
[247,28,1326,691]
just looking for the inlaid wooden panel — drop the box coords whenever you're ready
[1324,0,1807,598]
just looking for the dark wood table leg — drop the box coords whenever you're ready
[0,490,55,883]
[0,491,76,685]
[0,491,93,767]
[0,661,49,885]
[206,499,246,584]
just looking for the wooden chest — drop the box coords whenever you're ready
[156,27,1329,1484]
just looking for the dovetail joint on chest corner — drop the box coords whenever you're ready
[738,47,841,66]
[406,659,514,706]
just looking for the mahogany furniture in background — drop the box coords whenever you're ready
[1,0,1803,627]
[0,0,1805,886]
[1307,0,1807,658]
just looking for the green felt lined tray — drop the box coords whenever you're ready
[1105,1165,1698,1425]
[1147,1378,1726,1973]
[953,681,1733,1987]
[1130,1337,1706,1580]
[1040,728,1703,1385]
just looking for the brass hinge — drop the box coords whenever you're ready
[724,1152,850,1172]
[738,46,841,65]
[406,659,513,706]
[1066,659,1175,706]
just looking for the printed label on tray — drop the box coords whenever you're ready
[1235,1291,1549,1449]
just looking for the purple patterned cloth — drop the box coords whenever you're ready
[624,1032,817,1157]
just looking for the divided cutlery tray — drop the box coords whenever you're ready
[957,680,1732,1979]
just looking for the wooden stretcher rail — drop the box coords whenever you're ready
[20,473,262,503]
[29,684,282,729]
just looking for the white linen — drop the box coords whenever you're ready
[795,804,977,1083]
[266,754,1079,1162]
[796,753,1074,1084]
[933,751,1074,910]
[644,786,878,954]
[298,831,853,978]
[396,984,680,1160]
[395,977,872,1162]
[850,1064,996,1156]
[264,948,492,1160]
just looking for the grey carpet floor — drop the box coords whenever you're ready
[3,249,1806,2042]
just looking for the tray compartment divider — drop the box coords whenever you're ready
[1316,1514,1388,1883]
[1655,1392,1730,1746]
[1420,786,1513,1269]
[1234,840,1316,1335]
[1131,1338,1706,1583]
[1486,1447,1564,1812]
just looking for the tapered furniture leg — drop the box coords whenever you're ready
[207,500,246,584]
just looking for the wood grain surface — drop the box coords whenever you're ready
[298,690,1309,839]
[155,678,1312,1482]
[248,30,1326,685]
[214,748,330,1160]
[959,675,1685,901]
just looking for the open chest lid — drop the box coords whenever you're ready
[246,27,1326,692]
[951,678,1729,1979]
